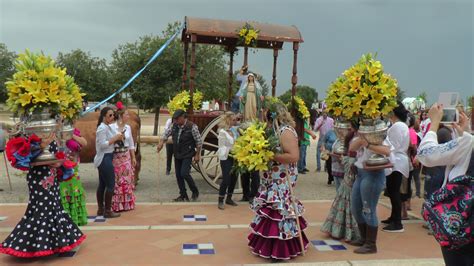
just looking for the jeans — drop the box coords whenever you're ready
[219,158,237,197]
[424,174,444,199]
[166,143,173,173]
[297,144,308,171]
[352,168,386,227]
[97,153,115,194]
[441,242,474,266]
[175,158,198,196]
[334,176,343,191]
[231,97,240,113]
[386,171,403,226]
[316,137,324,170]
[241,171,260,199]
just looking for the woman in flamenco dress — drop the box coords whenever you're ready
[248,103,309,260]
[0,133,85,258]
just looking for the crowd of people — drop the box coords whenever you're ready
[318,101,473,264]
[0,63,472,265]
[0,102,138,257]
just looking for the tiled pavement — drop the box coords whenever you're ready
[0,199,444,265]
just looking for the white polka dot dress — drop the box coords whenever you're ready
[0,141,86,258]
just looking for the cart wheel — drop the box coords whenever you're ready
[194,115,242,193]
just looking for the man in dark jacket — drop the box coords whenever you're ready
[158,110,202,202]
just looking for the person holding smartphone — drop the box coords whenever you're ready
[417,103,473,266]
[94,107,124,218]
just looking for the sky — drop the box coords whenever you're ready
[0,0,472,104]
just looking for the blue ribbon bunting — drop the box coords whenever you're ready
[82,23,185,115]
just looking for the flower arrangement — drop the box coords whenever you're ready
[236,23,260,47]
[325,53,398,120]
[231,121,277,173]
[5,50,84,120]
[263,96,284,112]
[167,90,203,114]
[290,96,310,119]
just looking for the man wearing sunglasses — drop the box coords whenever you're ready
[157,110,202,202]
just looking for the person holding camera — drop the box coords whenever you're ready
[157,110,202,202]
[417,103,473,266]
[94,107,124,218]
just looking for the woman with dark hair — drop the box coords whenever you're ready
[93,107,124,218]
[382,101,410,233]
[111,102,137,212]
[349,121,392,254]
[417,104,473,266]
[321,120,361,243]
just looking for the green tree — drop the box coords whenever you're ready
[417,91,427,102]
[278,85,318,108]
[396,87,406,102]
[56,49,113,101]
[0,43,16,103]
[110,22,229,135]
[467,95,473,108]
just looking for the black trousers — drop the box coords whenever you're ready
[166,143,173,173]
[325,156,333,183]
[175,158,198,196]
[97,153,115,194]
[219,158,237,197]
[386,171,403,225]
[241,171,260,199]
[441,242,474,266]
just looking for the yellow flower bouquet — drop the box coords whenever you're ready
[5,50,84,120]
[289,96,310,119]
[236,23,260,47]
[167,90,203,114]
[325,53,398,120]
[231,121,277,174]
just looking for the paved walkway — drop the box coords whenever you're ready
[0,199,444,265]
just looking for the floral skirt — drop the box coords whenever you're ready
[112,151,136,212]
[320,173,360,242]
[59,167,88,226]
[248,165,309,260]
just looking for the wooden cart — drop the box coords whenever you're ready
[181,17,304,192]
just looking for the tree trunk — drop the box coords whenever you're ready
[153,107,160,136]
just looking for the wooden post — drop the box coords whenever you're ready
[228,47,235,109]
[272,48,278,97]
[291,42,299,99]
[244,47,249,66]
[181,41,189,91]
[189,34,197,113]
[292,42,304,141]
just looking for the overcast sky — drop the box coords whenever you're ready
[0,0,472,103]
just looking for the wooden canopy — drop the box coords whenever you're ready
[182,17,303,49]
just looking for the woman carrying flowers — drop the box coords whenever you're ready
[59,127,88,226]
[247,103,308,260]
[321,121,361,243]
[0,133,86,257]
